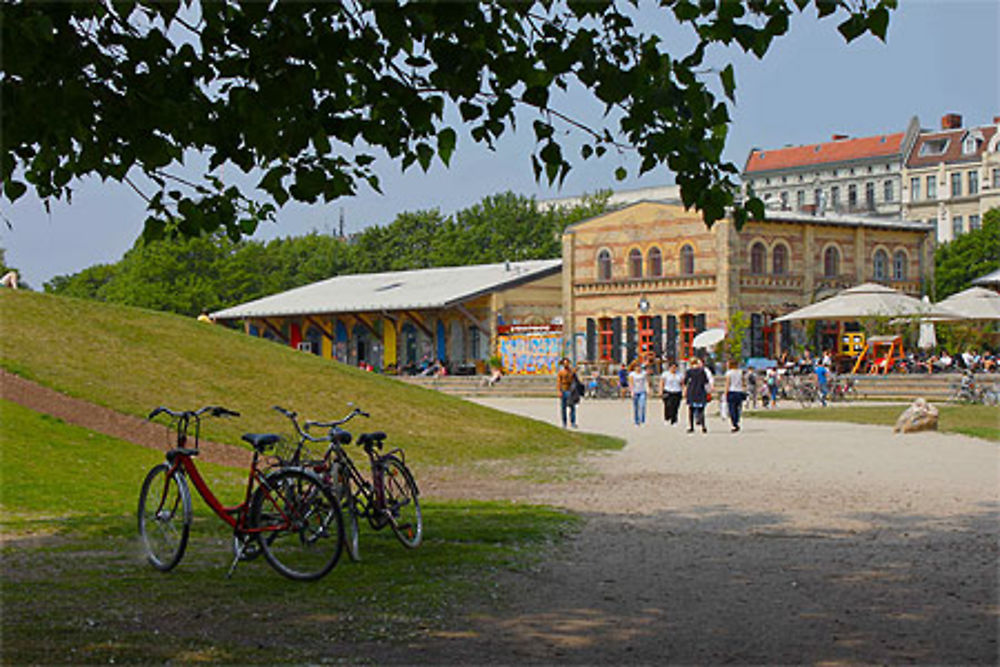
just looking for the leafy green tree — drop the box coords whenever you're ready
[4,1,895,240]
[44,189,603,314]
[935,208,1000,299]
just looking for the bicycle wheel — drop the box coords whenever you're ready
[138,463,191,572]
[381,456,422,549]
[252,469,344,581]
[335,465,361,562]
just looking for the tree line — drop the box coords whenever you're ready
[43,191,610,316]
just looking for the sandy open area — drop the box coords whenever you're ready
[396,398,1000,664]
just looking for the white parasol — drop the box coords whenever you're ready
[917,296,937,350]
[774,283,956,322]
[935,286,1000,321]
[692,327,726,348]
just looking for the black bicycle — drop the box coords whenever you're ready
[273,405,422,562]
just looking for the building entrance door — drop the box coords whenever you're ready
[638,316,655,361]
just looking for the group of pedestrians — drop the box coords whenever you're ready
[560,357,748,434]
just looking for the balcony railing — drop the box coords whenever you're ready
[739,274,804,290]
[575,274,716,295]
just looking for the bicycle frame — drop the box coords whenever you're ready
[164,451,281,536]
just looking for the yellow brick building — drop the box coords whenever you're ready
[562,201,934,366]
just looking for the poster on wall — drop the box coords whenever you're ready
[498,332,562,374]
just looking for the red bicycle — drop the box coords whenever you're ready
[138,405,344,581]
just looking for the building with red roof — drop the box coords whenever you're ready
[742,118,921,219]
[902,113,1000,242]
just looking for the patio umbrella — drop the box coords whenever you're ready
[935,286,1000,321]
[773,283,956,322]
[917,296,937,350]
[971,268,1000,289]
[692,327,725,348]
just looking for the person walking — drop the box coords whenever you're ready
[765,367,779,408]
[659,360,684,426]
[814,362,830,407]
[628,363,650,426]
[746,369,758,409]
[557,358,578,428]
[617,364,630,398]
[683,357,711,434]
[724,359,747,433]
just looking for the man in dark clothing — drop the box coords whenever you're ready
[683,357,711,434]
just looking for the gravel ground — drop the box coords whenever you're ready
[396,397,1000,665]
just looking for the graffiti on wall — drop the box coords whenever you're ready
[498,333,562,374]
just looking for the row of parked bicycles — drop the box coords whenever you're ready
[948,372,1000,405]
[138,404,421,582]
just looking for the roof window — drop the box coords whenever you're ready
[962,132,983,154]
[919,138,950,156]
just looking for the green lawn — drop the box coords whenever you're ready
[0,289,620,469]
[756,403,1000,441]
[1,401,579,664]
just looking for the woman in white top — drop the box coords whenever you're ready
[724,359,746,433]
[628,364,650,425]
[659,361,684,425]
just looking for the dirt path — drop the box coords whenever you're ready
[0,369,250,467]
[382,398,1000,664]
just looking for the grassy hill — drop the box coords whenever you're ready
[0,290,619,467]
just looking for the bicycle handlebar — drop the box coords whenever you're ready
[303,407,369,431]
[148,405,240,421]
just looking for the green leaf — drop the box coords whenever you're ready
[437,128,457,166]
[719,64,736,102]
[868,6,890,41]
[816,0,837,18]
[614,166,627,181]
[4,179,27,202]
[837,15,866,42]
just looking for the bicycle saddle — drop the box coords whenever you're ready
[357,431,386,447]
[241,433,280,453]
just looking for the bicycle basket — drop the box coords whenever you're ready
[270,437,324,466]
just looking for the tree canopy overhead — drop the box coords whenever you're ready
[3,0,895,239]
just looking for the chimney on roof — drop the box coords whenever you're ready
[993,115,1000,125]
[941,113,963,130]
[831,134,849,141]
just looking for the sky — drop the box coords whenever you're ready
[2,0,998,288]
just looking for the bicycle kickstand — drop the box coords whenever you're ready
[227,533,251,579]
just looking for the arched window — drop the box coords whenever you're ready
[680,244,695,276]
[647,247,663,277]
[823,246,840,278]
[628,248,642,279]
[873,249,888,281]
[597,249,612,281]
[892,250,907,281]
[772,244,788,275]
[749,242,766,274]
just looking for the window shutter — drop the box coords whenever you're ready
[652,315,663,358]
[750,313,763,358]
[666,315,678,361]
[694,313,706,334]
[611,317,623,364]
[586,319,597,362]
[626,316,637,363]
[780,321,792,352]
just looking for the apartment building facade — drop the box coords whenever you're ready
[742,117,921,218]
[901,113,1000,242]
